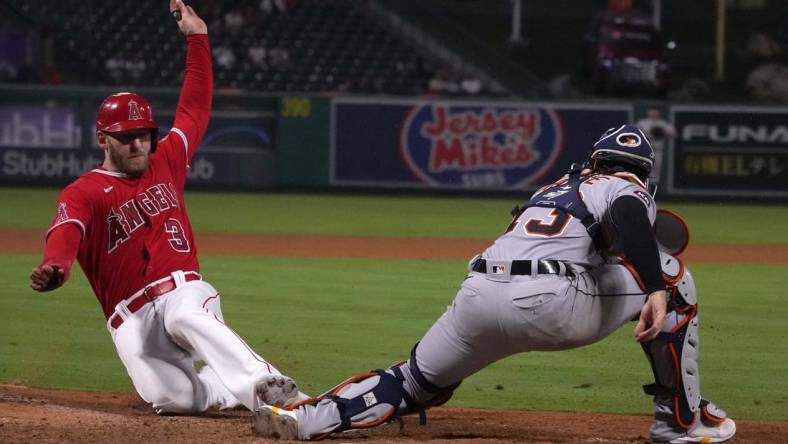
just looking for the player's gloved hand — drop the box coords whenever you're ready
[634,289,667,343]
[170,0,207,35]
[29,264,65,292]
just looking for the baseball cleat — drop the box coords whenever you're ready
[658,417,736,443]
[252,405,299,439]
[255,374,300,408]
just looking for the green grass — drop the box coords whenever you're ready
[0,188,506,238]
[2,252,787,420]
[1,254,129,391]
[2,188,788,243]
[666,202,788,245]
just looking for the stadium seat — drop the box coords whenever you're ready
[2,0,490,95]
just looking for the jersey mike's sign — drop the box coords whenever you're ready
[398,104,562,188]
[331,98,631,190]
[670,106,788,197]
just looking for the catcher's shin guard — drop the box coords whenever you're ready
[290,345,460,439]
[641,254,724,430]
[286,367,418,440]
[282,368,409,440]
[327,368,409,432]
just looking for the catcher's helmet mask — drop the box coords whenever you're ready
[588,124,654,184]
[96,92,159,153]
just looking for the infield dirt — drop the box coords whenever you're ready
[3,229,788,263]
[2,384,787,443]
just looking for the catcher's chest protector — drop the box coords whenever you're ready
[518,168,606,252]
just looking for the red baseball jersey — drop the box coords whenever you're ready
[46,35,213,319]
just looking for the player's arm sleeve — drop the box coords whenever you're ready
[610,195,664,294]
[167,34,213,165]
[39,223,82,282]
[47,188,90,239]
[42,187,90,282]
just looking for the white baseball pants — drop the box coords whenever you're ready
[107,271,283,414]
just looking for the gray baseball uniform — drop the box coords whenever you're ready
[288,173,657,439]
[414,173,653,387]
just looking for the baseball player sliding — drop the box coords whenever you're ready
[29,0,304,416]
[253,125,736,443]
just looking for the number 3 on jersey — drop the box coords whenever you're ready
[523,209,571,237]
[165,218,190,252]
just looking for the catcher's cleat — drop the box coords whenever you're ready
[254,375,300,408]
[653,417,736,443]
[252,405,299,439]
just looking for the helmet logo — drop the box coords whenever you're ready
[128,100,143,121]
[616,133,641,147]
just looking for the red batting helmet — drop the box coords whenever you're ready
[96,92,159,152]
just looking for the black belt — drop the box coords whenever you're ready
[471,259,575,277]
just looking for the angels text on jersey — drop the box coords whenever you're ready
[106,182,183,253]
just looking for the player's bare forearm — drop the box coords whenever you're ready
[634,289,667,342]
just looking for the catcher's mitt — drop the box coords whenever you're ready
[654,209,689,256]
